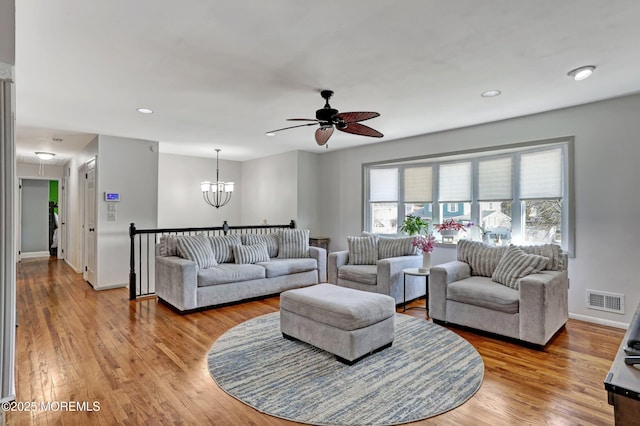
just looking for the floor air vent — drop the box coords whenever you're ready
[586,290,624,314]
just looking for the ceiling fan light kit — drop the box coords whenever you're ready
[266,90,383,147]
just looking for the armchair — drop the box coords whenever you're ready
[430,240,568,346]
[328,235,423,305]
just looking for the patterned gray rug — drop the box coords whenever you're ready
[207,312,484,426]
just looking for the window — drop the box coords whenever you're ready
[364,139,573,254]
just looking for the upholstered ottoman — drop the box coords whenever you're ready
[280,283,395,364]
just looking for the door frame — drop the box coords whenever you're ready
[16,176,63,261]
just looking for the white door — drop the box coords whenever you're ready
[16,178,21,262]
[83,158,97,286]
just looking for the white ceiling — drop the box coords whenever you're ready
[14,0,640,162]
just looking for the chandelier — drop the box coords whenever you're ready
[200,149,234,208]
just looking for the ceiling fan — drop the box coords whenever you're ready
[266,90,383,147]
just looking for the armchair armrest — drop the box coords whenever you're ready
[309,246,327,283]
[376,255,422,301]
[519,270,569,345]
[429,261,472,321]
[328,250,349,284]
[155,256,198,312]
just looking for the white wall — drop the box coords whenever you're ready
[317,93,640,327]
[241,151,297,226]
[96,135,158,289]
[296,151,320,235]
[157,153,241,227]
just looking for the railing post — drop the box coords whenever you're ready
[129,222,137,300]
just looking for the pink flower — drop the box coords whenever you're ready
[435,218,467,232]
[412,234,436,253]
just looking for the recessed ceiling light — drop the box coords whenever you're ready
[265,132,276,137]
[567,65,596,81]
[137,108,153,114]
[481,90,501,98]
[35,152,55,160]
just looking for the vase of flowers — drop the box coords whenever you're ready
[412,234,436,272]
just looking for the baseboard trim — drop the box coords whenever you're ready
[64,259,81,273]
[569,312,628,329]
[94,283,127,291]
[20,251,50,259]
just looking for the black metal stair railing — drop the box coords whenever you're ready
[128,220,296,300]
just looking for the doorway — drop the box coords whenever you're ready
[19,178,60,259]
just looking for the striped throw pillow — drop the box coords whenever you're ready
[347,235,378,265]
[277,229,310,258]
[491,245,549,289]
[176,235,217,269]
[457,239,507,277]
[518,244,565,271]
[159,235,180,256]
[241,233,279,258]
[378,236,418,259]
[208,235,242,263]
[232,243,270,264]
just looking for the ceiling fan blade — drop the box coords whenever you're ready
[315,126,334,146]
[265,122,318,134]
[287,118,319,122]
[337,122,383,138]
[334,111,380,123]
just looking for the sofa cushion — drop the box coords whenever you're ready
[241,233,279,258]
[257,258,317,278]
[492,245,549,289]
[197,264,266,287]
[447,276,520,314]
[347,235,378,265]
[232,243,270,264]
[277,229,310,258]
[378,236,418,259]
[457,239,506,277]
[338,264,378,286]
[176,235,217,269]
[208,234,242,263]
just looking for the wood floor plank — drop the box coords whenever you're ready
[7,258,624,425]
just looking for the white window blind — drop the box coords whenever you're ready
[370,168,398,201]
[520,149,562,199]
[439,162,471,202]
[404,166,432,202]
[478,157,512,200]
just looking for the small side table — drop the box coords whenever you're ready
[309,237,330,252]
[402,268,430,315]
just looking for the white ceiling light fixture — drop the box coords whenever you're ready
[567,65,596,81]
[481,90,501,98]
[200,149,235,209]
[136,108,154,114]
[35,152,55,160]
[265,131,276,137]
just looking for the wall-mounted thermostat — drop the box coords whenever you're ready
[105,192,120,202]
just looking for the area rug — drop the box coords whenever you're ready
[207,312,483,426]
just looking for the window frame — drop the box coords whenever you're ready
[362,137,575,255]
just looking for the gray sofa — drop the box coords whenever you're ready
[328,234,423,305]
[155,230,326,312]
[430,239,568,346]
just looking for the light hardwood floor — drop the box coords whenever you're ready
[8,258,624,425]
